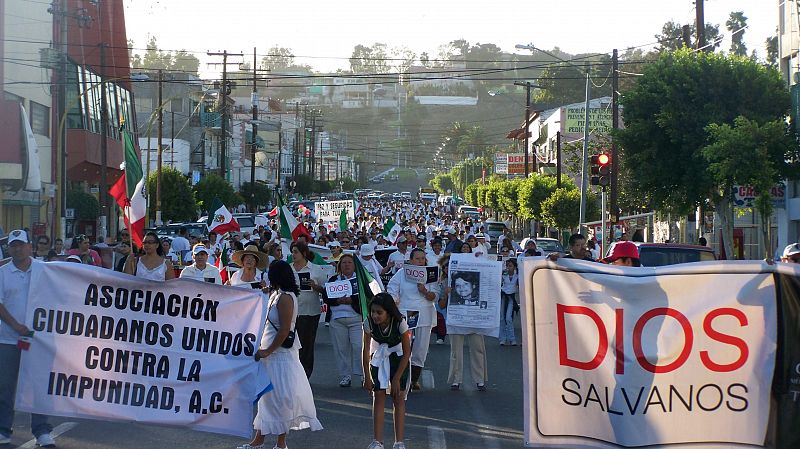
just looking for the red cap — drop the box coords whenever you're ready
[603,241,639,263]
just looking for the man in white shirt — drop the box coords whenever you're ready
[0,230,54,447]
[179,245,222,284]
[387,236,411,274]
[171,226,191,263]
[426,238,445,267]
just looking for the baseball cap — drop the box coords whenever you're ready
[783,243,800,258]
[446,226,457,234]
[327,241,341,248]
[192,244,209,255]
[360,244,375,256]
[8,229,29,244]
[396,236,408,244]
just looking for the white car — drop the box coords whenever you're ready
[400,191,412,199]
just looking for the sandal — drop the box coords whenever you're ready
[450,383,460,391]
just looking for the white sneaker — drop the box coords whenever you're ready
[392,442,407,449]
[0,434,10,445]
[339,375,352,387]
[435,338,444,344]
[36,433,55,447]
[236,444,264,449]
[367,441,384,449]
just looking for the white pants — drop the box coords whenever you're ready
[330,315,363,378]
[448,333,487,385]
[410,325,433,368]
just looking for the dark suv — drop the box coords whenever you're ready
[636,243,716,266]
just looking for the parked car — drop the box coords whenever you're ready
[152,223,209,240]
[457,205,480,220]
[485,220,508,243]
[535,238,566,255]
[400,191,412,199]
[231,213,257,235]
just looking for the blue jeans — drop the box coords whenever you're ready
[0,344,51,437]
[500,293,516,344]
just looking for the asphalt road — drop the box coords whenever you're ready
[5,319,527,449]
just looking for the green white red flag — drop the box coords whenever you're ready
[109,129,146,248]
[206,198,240,235]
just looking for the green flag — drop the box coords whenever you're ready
[355,257,383,317]
[339,208,348,232]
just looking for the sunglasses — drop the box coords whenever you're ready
[143,240,159,245]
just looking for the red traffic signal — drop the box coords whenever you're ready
[590,153,611,186]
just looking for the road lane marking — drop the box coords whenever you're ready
[421,369,435,390]
[16,422,78,449]
[427,426,447,449]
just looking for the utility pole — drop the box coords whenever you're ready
[556,131,562,189]
[610,49,620,236]
[310,111,317,179]
[156,69,163,226]
[293,103,300,179]
[98,43,109,239]
[578,66,591,231]
[250,48,258,212]
[207,50,244,180]
[170,110,175,167]
[696,0,706,50]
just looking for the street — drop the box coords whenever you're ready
[5,319,526,449]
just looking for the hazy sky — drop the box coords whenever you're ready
[124,0,775,76]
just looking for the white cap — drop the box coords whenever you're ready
[8,229,28,244]
[360,244,375,256]
[327,241,341,248]
[784,243,800,258]
[192,244,209,255]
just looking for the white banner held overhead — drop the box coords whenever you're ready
[519,259,777,449]
[445,254,502,334]
[16,263,270,438]
[314,200,355,223]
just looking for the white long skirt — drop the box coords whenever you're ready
[253,349,323,435]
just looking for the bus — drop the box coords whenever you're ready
[418,187,438,202]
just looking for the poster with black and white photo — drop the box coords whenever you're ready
[446,254,502,334]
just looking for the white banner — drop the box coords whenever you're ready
[402,264,438,284]
[325,280,353,298]
[16,263,270,438]
[445,254,502,334]
[314,200,355,223]
[520,259,777,448]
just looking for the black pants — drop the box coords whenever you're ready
[295,314,320,379]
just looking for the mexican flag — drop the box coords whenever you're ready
[109,129,146,248]
[383,218,402,244]
[277,195,312,241]
[206,198,240,235]
[213,243,231,283]
[355,257,384,317]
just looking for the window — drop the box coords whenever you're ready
[29,102,50,137]
[170,98,183,113]
[3,91,23,103]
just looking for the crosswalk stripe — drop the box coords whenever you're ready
[427,425,447,449]
[16,422,78,449]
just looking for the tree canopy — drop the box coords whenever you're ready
[130,36,200,75]
[147,167,196,222]
[193,174,242,214]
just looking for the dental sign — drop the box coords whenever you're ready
[520,261,777,448]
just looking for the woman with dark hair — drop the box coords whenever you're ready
[289,240,328,378]
[499,259,519,346]
[123,231,175,281]
[322,253,363,387]
[386,247,438,391]
[241,260,322,449]
[67,234,102,266]
[459,242,472,255]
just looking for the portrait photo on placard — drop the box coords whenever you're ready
[449,270,480,306]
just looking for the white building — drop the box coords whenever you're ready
[138,138,192,177]
[778,0,799,254]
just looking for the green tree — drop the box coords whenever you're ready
[541,188,582,230]
[517,175,558,220]
[130,36,199,75]
[148,167,196,222]
[261,46,295,72]
[193,174,241,214]
[617,49,794,257]
[655,21,721,52]
[703,117,797,258]
[349,43,390,74]
[429,173,455,194]
[499,178,522,213]
[464,183,479,205]
[534,62,612,106]
[765,33,778,68]
[726,12,748,56]
[67,190,100,220]
[239,182,273,211]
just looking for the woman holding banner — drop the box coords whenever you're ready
[123,231,175,281]
[322,254,364,388]
[242,260,322,449]
[387,247,438,391]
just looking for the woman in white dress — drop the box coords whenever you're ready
[386,247,438,391]
[238,260,322,449]
[228,245,268,290]
[123,231,175,281]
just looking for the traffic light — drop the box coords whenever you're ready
[590,153,611,187]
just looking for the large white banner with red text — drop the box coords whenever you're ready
[520,259,777,448]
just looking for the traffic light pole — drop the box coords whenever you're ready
[601,188,607,257]
[578,69,591,232]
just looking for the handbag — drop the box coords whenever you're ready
[267,294,296,349]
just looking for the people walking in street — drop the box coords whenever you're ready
[123,231,175,281]
[0,230,55,447]
[432,253,451,345]
[290,241,328,378]
[228,245,268,289]
[322,254,364,387]
[387,248,438,391]
[500,259,519,346]
[241,260,322,449]
[362,293,412,449]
